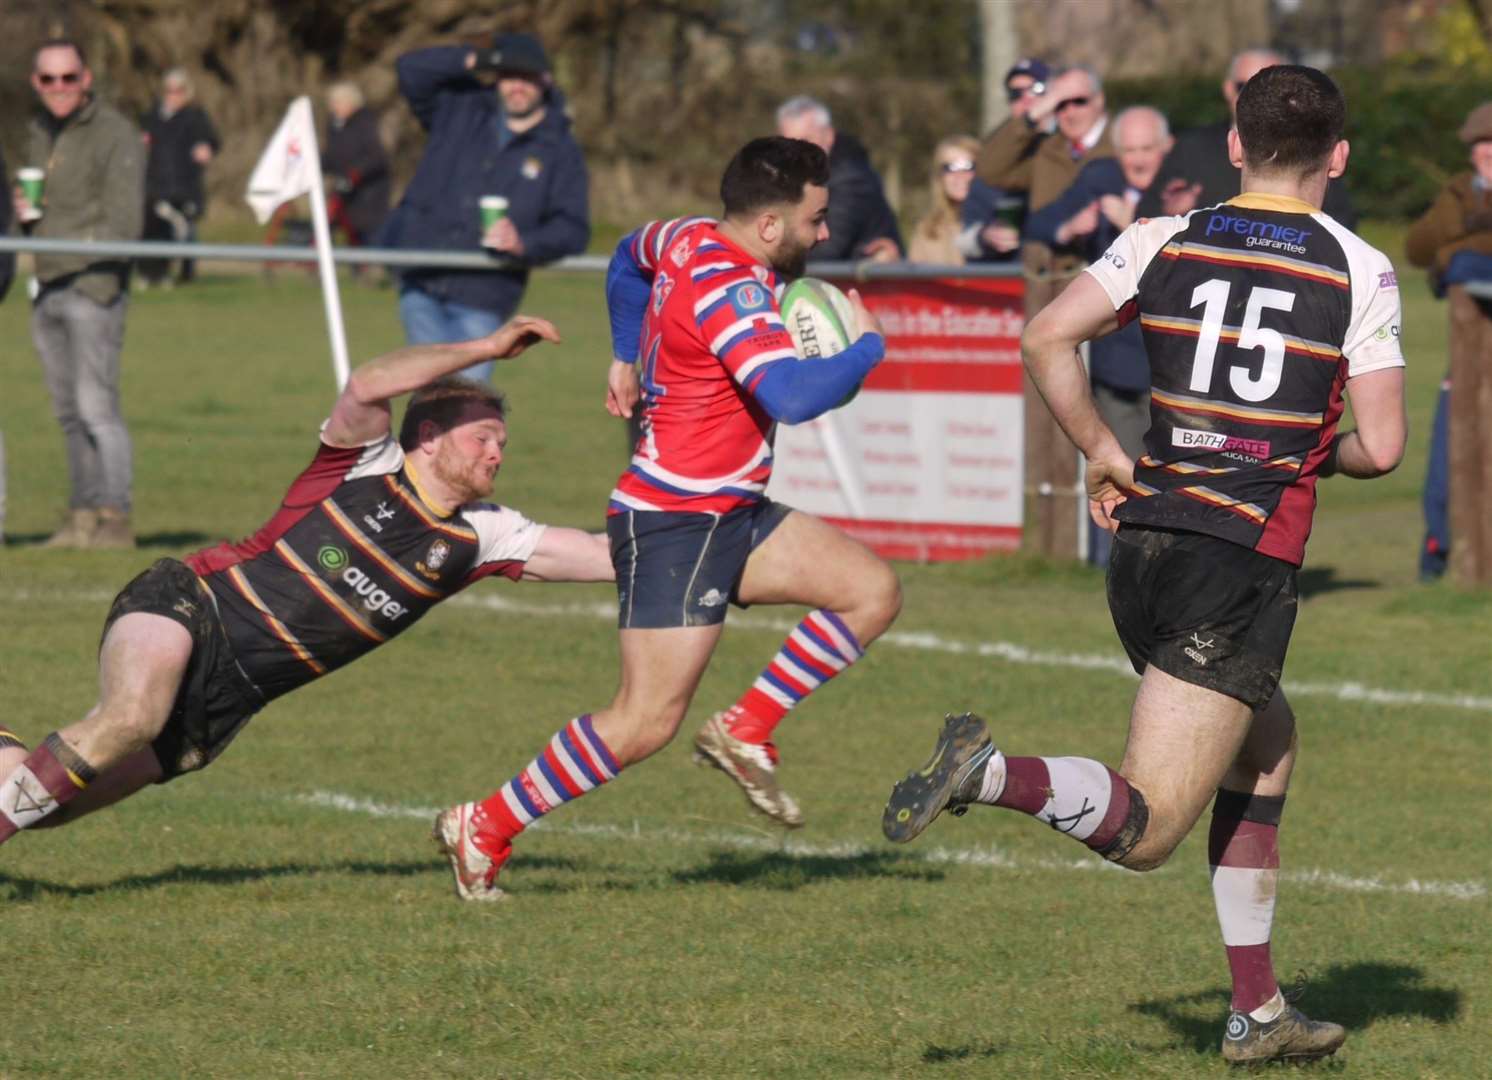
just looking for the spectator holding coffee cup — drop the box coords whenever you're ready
[379,31,590,381]
[16,37,144,550]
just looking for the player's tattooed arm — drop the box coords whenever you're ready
[324,317,561,447]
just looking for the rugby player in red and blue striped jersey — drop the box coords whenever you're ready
[435,138,904,899]
[0,317,618,851]
[884,67,1406,1066]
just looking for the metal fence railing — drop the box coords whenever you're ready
[0,236,1024,281]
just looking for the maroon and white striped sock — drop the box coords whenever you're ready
[1209,789,1285,1017]
[0,733,98,845]
[973,752,1148,860]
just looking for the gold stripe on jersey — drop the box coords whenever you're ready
[322,498,443,599]
[225,564,327,675]
[1140,314,1341,361]
[1150,386,1324,428]
[1158,242,1350,291]
[1176,485,1269,524]
[273,539,386,643]
[1163,459,1237,476]
[1262,455,1305,472]
[382,475,478,541]
[1128,480,1162,496]
[1227,193,1320,214]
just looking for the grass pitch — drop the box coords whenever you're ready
[0,236,1488,1078]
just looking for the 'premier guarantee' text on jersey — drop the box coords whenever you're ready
[1086,194,1405,565]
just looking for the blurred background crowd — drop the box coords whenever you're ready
[2,0,1491,579]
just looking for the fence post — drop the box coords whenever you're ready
[1446,285,1492,587]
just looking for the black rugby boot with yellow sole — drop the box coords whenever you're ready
[882,712,995,843]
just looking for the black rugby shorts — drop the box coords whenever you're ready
[1106,525,1297,711]
[101,558,265,779]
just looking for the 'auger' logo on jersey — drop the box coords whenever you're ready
[341,566,409,620]
[318,545,349,574]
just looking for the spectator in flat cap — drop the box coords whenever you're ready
[380,31,590,380]
[1404,101,1492,581]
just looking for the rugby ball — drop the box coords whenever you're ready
[780,277,862,406]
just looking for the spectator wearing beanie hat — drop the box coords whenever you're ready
[380,31,590,381]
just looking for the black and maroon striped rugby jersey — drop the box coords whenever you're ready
[184,433,545,701]
[1086,193,1405,565]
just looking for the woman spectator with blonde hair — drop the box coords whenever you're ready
[910,135,1020,265]
[909,135,980,264]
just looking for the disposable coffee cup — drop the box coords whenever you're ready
[479,195,509,233]
[17,167,45,222]
[993,195,1024,230]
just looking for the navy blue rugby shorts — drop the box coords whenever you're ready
[607,499,793,629]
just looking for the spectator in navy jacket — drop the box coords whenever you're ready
[1026,105,1173,565]
[381,32,590,380]
[776,96,902,262]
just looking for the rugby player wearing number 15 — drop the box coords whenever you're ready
[434,137,903,900]
[884,67,1406,1065]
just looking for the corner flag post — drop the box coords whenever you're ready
[245,96,351,388]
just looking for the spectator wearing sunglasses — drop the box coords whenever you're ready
[976,64,1115,556]
[14,37,144,550]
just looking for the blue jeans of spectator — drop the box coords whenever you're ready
[31,286,133,512]
[397,285,507,382]
[1420,376,1451,579]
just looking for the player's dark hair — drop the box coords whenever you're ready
[399,376,508,450]
[35,37,87,67]
[720,136,830,218]
[1234,64,1344,176]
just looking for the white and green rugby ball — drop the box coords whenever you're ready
[780,277,862,406]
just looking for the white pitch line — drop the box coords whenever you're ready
[295,789,1487,903]
[6,584,1488,714]
[446,591,1492,714]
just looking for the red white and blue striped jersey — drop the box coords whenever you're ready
[608,217,797,515]
[1086,193,1405,565]
[185,432,545,701]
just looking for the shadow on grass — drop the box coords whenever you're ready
[921,1039,1012,1064]
[1131,962,1462,1053]
[0,530,212,549]
[1297,566,1380,600]
[670,848,946,891]
[137,530,215,549]
[0,853,585,900]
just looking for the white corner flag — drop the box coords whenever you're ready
[245,96,351,388]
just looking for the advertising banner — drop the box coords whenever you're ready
[766,275,1025,561]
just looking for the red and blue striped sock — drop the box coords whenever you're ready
[727,609,864,746]
[473,715,622,854]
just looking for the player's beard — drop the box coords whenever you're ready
[431,442,496,505]
[770,232,813,281]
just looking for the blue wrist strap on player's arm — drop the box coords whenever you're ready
[751,333,884,424]
[605,238,652,363]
